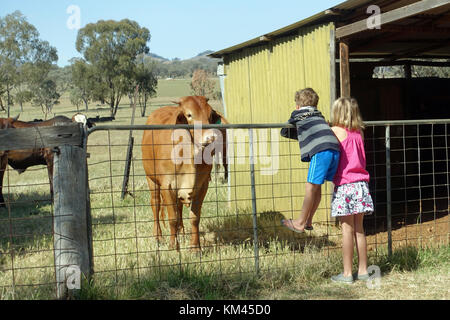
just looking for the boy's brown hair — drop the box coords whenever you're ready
[295,88,319,107]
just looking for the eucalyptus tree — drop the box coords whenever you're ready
[75,19,151,116]
[135,59,157,116]
[0,11,57,115]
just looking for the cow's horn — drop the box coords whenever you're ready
[12,114,20,121]
[171,99,181,105]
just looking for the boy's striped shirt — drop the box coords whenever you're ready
[281,107,340,162]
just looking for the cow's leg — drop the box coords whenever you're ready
[146,176,163,243]
[160,188,180,251]
[0,154,7,208]
[189,181,209,251]
[177,200,185,236]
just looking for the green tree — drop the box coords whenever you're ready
[71,59,95,111]
[0,11,57,116]
[69,87,84,112]
[75,19,151,116]
[48,65,73,95]
[135,60,157,116]
[32,79,60,118]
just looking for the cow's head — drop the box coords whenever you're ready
[0,114,20,129]
[172,96,229,189]
[173,96,226,149]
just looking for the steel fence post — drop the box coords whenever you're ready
[248,128,260,275]
[385,125,392,257]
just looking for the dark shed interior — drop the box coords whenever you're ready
[333,0,450,121]
[332,0,450,236]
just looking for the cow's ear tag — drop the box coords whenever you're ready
[215,118,221,124]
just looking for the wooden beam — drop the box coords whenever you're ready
[351,31,404,52]
[415,12,450,23]
[337,59,450,67]
[345,53,450,59]
[0,123,83,151]
[383,37,450,61]
[350,25,450,52]
[336,0,450,39]
[380,24,450,34]
[340,41,351,98]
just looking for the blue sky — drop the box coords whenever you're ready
[1,0,343,66]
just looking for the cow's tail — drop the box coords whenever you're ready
[159,191,166,227]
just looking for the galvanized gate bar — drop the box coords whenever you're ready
[87,119,450,136]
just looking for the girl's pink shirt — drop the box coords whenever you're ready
[333,128,370,186]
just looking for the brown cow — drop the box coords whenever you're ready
[0,115,77,208]
[142,96,228,251]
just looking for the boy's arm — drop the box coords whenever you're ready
[280,116,298,140]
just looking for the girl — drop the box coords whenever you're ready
[330,97,374,284]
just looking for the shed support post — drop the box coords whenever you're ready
[339,41,351,98]
[53,144,92,299]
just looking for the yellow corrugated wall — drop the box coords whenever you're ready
[223,23,334,223]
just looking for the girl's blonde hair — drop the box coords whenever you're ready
[331,97,365,131]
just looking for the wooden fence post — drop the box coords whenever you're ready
[53,143,92,299]
[339,41,351,98]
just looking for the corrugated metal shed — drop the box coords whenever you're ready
[211,0,450,222]
[210,0,450,60]
[222,23,336,221]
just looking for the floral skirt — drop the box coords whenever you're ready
[331,181,374,217]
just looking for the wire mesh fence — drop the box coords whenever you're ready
[364,121,449,252]
[85,120,449,294]
[0,156,56,299]
[86,124,338,294]
[0,120,449,299]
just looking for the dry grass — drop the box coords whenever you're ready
[0,80,449,300]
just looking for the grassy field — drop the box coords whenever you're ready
[0,79,448,300]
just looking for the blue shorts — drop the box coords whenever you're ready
[307,150,340,185]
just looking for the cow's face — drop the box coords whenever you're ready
[174,96,224,149]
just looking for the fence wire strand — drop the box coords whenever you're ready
[0,120,449,298]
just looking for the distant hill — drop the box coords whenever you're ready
[148,53,169,62]
[195,50,214,57]
[145,50,220,78]
[148,50,218,62]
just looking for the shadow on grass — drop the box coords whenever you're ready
[202,210,336,253]
[0,192,54,272]
[0,192,53,242]
[370,245,448,275]
[79,267,261,300]
[79,244,449,300]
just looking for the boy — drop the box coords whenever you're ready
[280,88,340,233]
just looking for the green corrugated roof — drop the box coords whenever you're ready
[209,0,374,58]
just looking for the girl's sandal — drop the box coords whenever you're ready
[331,273,354,284]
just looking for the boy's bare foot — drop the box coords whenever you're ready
[281,219,305,233]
